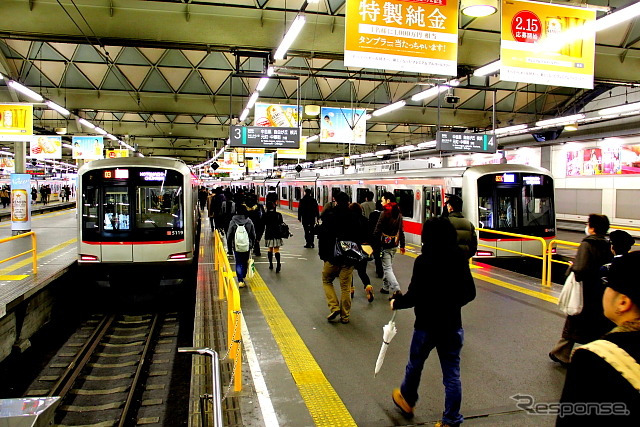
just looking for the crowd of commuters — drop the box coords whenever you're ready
[202,184,638,425]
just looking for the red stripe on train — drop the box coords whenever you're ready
[82,240,185,245]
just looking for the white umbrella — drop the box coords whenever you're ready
[374,311,398,377]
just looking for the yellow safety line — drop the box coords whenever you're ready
[0,275,29,280]
[248,272,357,427]
[472,272,559,304]
[0,238,77,276]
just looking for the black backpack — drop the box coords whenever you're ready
[279,222,292,239]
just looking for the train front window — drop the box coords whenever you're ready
[136,185,183,229]
[522,179,554,228]
[82,186,100,230]
[104,187,130,230]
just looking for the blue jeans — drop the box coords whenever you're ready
[401,328,464,426]
[381,248,400,293]
[234,251,250,282]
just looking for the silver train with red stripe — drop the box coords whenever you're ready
[77,157,201,285]
[232,164,556,258]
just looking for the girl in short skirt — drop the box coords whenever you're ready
[263,202,284,272]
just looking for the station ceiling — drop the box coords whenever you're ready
[0,0,639,165]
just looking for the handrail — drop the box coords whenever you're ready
[178,347,224,427]
[476,228,548,287]
[213,229,242,392]
[0,231,37,275]
[545,239,580,287]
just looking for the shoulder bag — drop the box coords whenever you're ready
[334,240,366,266]
[558,271,583,316]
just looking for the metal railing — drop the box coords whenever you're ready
[545,239,580,287]
[0,231,37,275]
[213,229,243,392]
[476,228,548,286]
[178,347,224,427]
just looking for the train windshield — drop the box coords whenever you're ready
[477,173,555,237]
[81,168,184,242]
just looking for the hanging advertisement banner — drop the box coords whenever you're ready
[105,149,129,158]
[344,0,459,75]
[500,0,596,89]
[0,104,33,136]
[254,103,301,128]
[11,173,31,231]
[30,136,62,159]
[277,137,308,160]
[248,153,275,172]
[320,107,367,144]
[72,136,104,160]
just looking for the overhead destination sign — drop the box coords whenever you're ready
[436,131,496,153]
[230,126,300,149]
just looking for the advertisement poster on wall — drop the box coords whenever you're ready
[0,104,33,137]
[105,149,129,158]
[344,0,459,75]
[500,0,596,89]
[254,103,301,127]
[320,107,367,144]
[277,137,308,160]
[72,136,104,160]
[30,136,62,159]
[566,145,640,176]
[10,173,31,231]
[248,153,275,172]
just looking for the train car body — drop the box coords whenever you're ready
[77,157,200,285]
[232,164,556,258]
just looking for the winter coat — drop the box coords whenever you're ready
[263,210,284,240]
[360,201,376,219]
[562,234,614,343]
[298,194,319,224]
[447,212,478,258]
[227,215,256,253]
[557,320,640,426]
[246,202,265,236]
[317,205,365,263]
[373,202,405,249]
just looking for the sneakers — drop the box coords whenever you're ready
[365,285,374,302]
[380,288,390,294]
[434,421,460,427]
[340,317,350,324]
[238,281,247,288]
[392,388,414,417]
[327,311,340,322]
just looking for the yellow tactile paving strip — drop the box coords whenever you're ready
[248,272,357,427]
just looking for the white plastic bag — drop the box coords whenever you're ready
[246,257,255,280]
[558,271,583,316]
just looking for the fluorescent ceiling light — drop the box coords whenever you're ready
[274,15,306,60]
[595,2,640,32]
[375,149,392,156]
[564,123,579,131]
[461,0,498,17]
[372,100,406,116]
[106,134,118,141]
[78,118,96,129]
[474,61,501,77]
[494,124,528,134]
[411,85,448,102]
[417,140,437,149]
[306,134,319,143]
[246,92,260,109]
[350,154,362,159]
[535,113,585,127]
[95,127,108,135]
[239,108,250,122]
[314,160,323,165]
[395,145,416,151]
[256,78,269,91]
[8,80,43,101]
[45,100,70,116]
[598,101,640,116]
[360,152,375,158]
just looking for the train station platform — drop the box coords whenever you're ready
[0,207,582,426]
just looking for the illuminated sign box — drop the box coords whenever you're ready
[436,131,497,153]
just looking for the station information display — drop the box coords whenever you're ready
[230,126,300,148]
[436,131,497,154]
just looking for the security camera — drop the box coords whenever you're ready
[445,95,460,104]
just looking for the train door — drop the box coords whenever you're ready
[375,186,386,202]
[422,186,442,221]
[321,185,329,207]
[102,184,133,261]
[293,186,302,211]
[344,185,353,202]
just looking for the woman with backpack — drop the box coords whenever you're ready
[263,201,284,273]
[227,204,256,288]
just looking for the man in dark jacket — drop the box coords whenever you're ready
[317,191,365,324]
[445,194,477,259]
[550,214,614,365]
[557,251,640,425]
[298,188,319,248]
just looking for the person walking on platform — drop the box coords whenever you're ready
[263,201,285,272]
[31,186,37,205]
[361,190,376,219]
[550,214,614,366]
[317,191,365,324]
[349,202,374,302]
[444,194,478,259]
[198,186,208,211]
[390,217,476,424]
[374,192,405,298]
[369,201,384,278]
[227,204,256,289]
[298,188,319,248]
[245,193,265,257]
[205,189,216,229]
[0,186,9,209]
[557,251,640,425]
[220,190,236,239]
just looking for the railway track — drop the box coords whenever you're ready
[25,311,181,426]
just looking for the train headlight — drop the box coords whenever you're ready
[80,254,100,262]
[168,252,189,260]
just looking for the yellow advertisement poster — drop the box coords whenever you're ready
[500,0,596,89]
[345,0,459,75]
[106,149,129,158]
[277,137,308,159]
[237,147,265,158]
[0,104,33,135]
